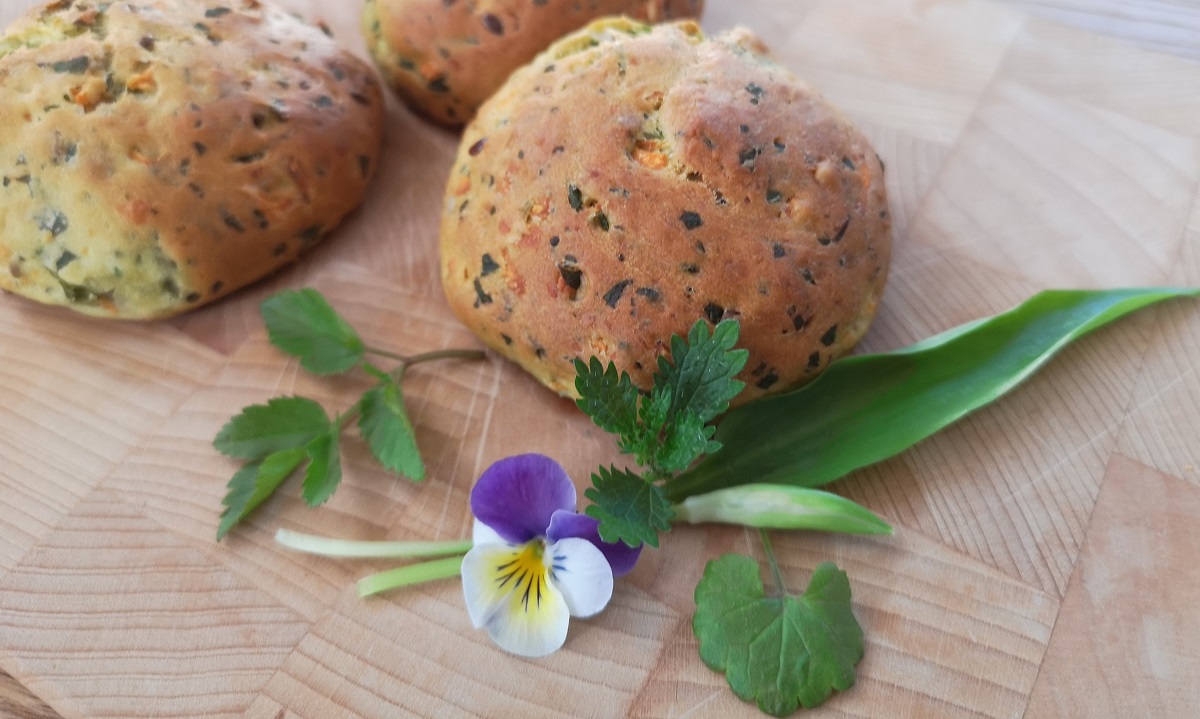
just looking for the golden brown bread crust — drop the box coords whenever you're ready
[0,0,384,319]
[363,0,704,127]
[439,19,892,405]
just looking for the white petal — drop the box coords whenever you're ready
[546,537,613,618]
[471,518,507,546]
[461,541,570,658]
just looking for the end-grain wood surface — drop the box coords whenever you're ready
[2,0,1198,717]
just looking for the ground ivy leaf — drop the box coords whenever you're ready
[583,465,673,548]
[358,381,424,481]
[216,447,308,540]
[693,556,863,715]
[656,319,748,425]
[260,288,365,375]
[574,357,640,439]
[213,396,330,460]
[301,431,342,506]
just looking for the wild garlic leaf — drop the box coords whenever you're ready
[217,447,308,540]
[358,380,425,481]
[693,556,863,715]
[583,465,674,549]
[656,319,748,425]
[260,288,365,375]
[301,431,343,506]
[671,287,1200,500]
[213,397,330,460]
[574,357,641,440]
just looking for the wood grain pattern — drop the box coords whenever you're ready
[2,0,1199,716]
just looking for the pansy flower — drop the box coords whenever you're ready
[462,454,641,657]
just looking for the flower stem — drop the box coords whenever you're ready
[759,529,789,597]
[276,529,471,559]
[358,556,465,597]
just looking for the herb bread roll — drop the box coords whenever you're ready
[363,0,703,127]
[0,0,384,319]
[440,19,892,405]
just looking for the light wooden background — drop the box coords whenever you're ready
[2,0,1199,717]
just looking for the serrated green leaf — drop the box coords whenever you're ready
[260,288,365,375]
[656,319,748,425]
[301,431,342,506]
[693,556,863,715]
[616,385,670,468]
[583,465,673,548]
[358,381,424,481]
[216,447,308,540]
[655,410,718,474]
[672,287,1200,500]
[213,397,330,460]
[574,357,641,439]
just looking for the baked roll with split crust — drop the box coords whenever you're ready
[440,19,892,405]
[0,0,384,319]
[363,0,704,126]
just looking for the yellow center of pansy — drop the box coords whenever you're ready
[494,539,558,612]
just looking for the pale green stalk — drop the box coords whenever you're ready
[672,484,892,535]
[275,528,472,558]
[358,556,465,597]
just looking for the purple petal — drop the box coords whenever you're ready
[470,454,577,544]
[546,510,642,577]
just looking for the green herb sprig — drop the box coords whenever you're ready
[214,289,485,539]
[575,287,1198,716]
[573,319,747,548]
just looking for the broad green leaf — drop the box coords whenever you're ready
[213,397,330,460]
[693,557,863,715]
[673,485,892,535]
[301,431,343,506]
[260,288,365,375]
[583,465,673,548]
[358,381,424,481]
[216,447,307,540]
[656,319,748,424]
[574,357,641,439]
[671,287,1199,500]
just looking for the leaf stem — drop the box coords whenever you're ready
[276,528,471,559]
[363,347,410,363]
[759,529,788,598]
[364,346,486,366]
[357,556,465,597]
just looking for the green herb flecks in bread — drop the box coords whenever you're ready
[363,0,703,127]
[439,19,891,405]
[0,0,384,319]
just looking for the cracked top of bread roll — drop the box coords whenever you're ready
[0,0,384,319]
[363,0,703,127]
[440,18,892,405]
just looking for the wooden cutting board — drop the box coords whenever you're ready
[2,0,1198,716]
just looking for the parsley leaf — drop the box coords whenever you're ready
[358,380,425,481]
[583,465,674,548]
[260,288,365,375]
[213,397,331,460]
[214,288,485,540]
[693,556,863,715]
[301,431,343,506]
[217,447,308,540]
